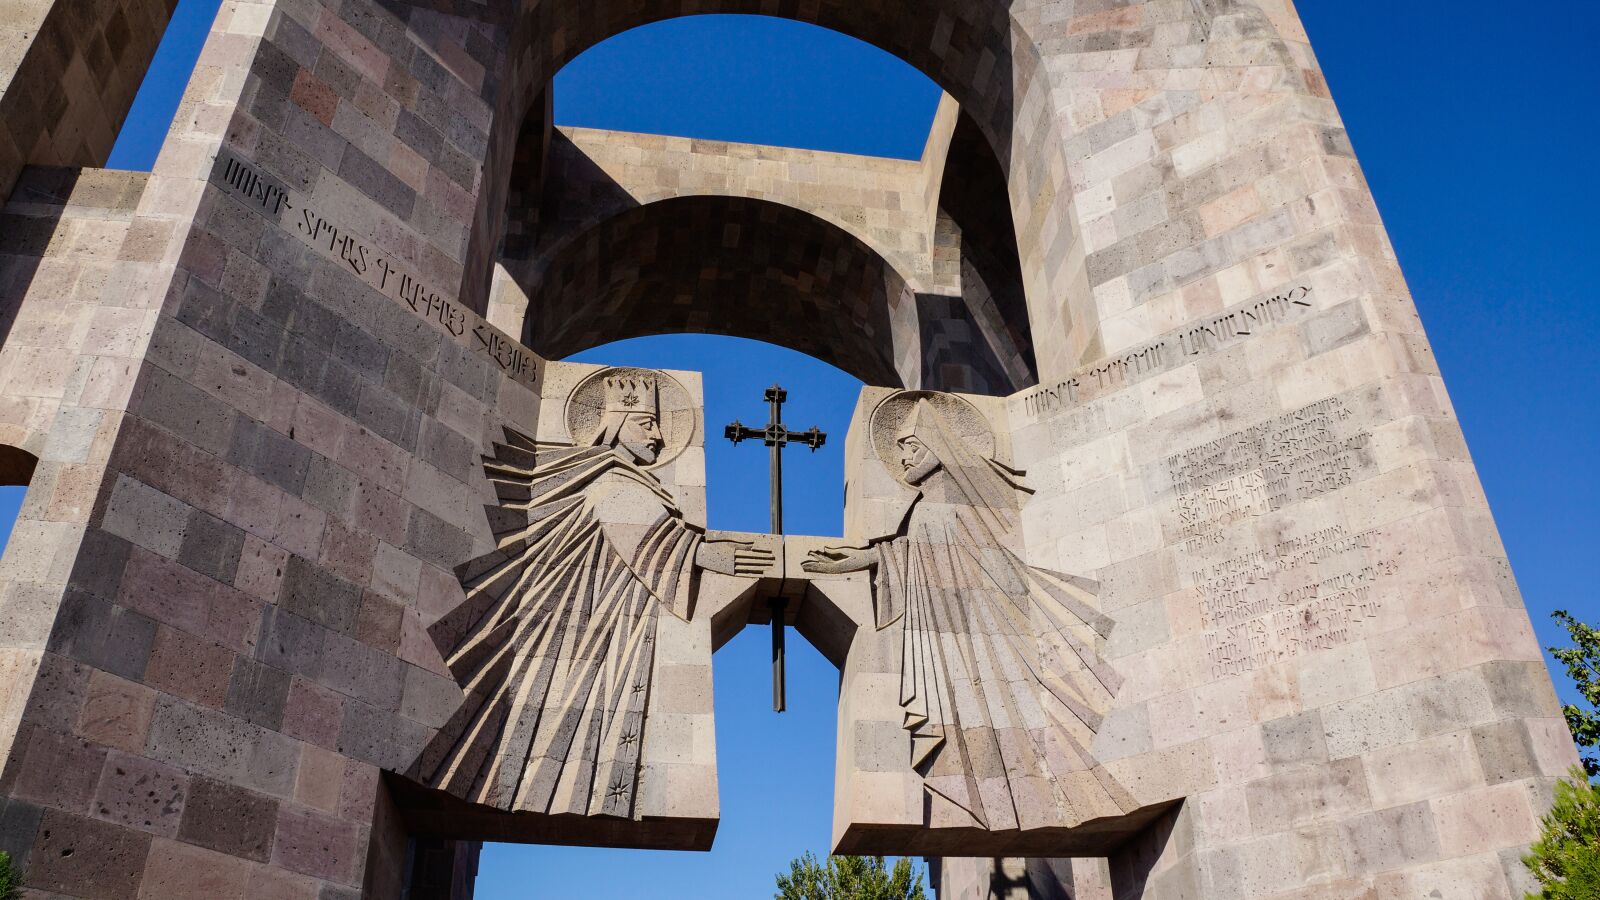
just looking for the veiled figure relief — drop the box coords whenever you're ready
[413,369,772,819]
[804,391,1128,831]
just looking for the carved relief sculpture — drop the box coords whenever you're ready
[412,368,772,820]
[804,391,1131,831]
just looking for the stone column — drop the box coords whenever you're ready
[993,1,1579,896]
[0,0,177,202]
[0,0,525,892]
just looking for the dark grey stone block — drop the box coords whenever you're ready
[280,555,362,634]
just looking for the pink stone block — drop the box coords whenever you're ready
[247,863,322,900]
[77,669,157,753]
[294,744,345,813]
[139,837,253,899]
[91,750,189,836]
[236,532,290,602]
[13,727,108,809]
[281,676,344,750]
[270,803,361,884]
[338,760,380,822]
[145,625,234,709]
[1431,782,1538,858]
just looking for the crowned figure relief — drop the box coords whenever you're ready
[803,391,1129,832]
[413,369,772,819]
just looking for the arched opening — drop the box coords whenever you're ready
[471,8,1087,384]
[519,195,918,388]
[415,332,874,897]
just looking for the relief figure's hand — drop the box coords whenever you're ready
[696,540,777,577]
[801,545,875,575]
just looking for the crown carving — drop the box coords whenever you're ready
[603,374,659,415]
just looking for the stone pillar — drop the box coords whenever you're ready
[0,0,524,892]
[991,1,1580,896]
[0,0,178,202]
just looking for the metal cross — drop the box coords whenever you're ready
[724,384,826,712]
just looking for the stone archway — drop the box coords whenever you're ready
[463,4,1093,379]
[516,195,920,387]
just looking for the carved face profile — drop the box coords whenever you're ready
[896,404,942,484]
[566,367,697,468]
[872,390,996,488]
[612,412,665,465]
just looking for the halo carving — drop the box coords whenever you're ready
[869,390,995,483]
[565,366,697,468]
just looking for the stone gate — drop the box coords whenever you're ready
[0,0,1579,897]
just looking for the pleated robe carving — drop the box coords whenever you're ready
[415,435,702,819]
[871,403,1132,832]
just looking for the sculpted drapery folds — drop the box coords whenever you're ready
[413,370,771,820]
[805,392,1131,831]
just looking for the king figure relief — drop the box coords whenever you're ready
[412,369,773,820]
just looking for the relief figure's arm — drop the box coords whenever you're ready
[801,544,876,575]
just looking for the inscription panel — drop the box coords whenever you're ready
[210,152,538,387]
[1166,396,1376,553]
[1194,525,1396,679]
[1156,391,1393,680]
[1014,286,1314,422]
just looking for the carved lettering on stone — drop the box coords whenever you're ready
[804,391,1133,831]
[1166,396,1376,553]
[411,367,772,819]
[1162,393,1394,680]
[1195,525,1397,679]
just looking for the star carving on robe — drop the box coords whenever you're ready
[620,730,639,749]
[607,777,630,803]
[631,682,646,696]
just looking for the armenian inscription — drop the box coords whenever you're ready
[1017,286,1314,420]
[1166,396,1375,553]
[212,153,536,386]
[1194,525,1395,679]
[1158,393,1390,679]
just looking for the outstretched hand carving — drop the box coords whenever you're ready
[807,391,1130,832]
[412,368,774,820]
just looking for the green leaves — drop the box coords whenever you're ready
[1523,766,1600,899]
[1550,610,1600,778]
[0,850,18,900]
[775,852,927,900]
[1524,613,1600,897]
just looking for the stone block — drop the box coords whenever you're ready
[271,804,361,885]
[76,670,157,753]
[1341,800,1441,876]
[1431,782,1538,859]
[144,625,235,709]
[226,655,292,730]
[279,555,362,634]
[24,808,152,898]
[90,750,189,837]
[138,837,254,899]
[12,726,107,810]
[178,776,278,862]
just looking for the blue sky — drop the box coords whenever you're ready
[0,2,1584,898]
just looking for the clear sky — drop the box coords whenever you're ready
[0,2,1586,898]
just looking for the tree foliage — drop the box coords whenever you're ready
[0,850,19,900]
[775,852,927,900]
[1523,766,1600,899]
[1550,610,1600,777]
